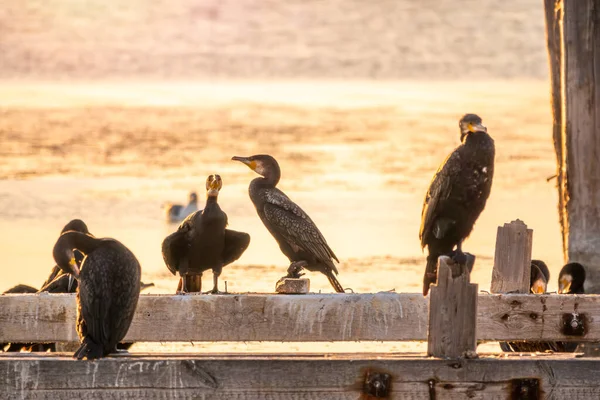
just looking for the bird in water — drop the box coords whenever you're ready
[232,154,344,293]
[164,191,199,223]
[53,228,141,359]
[162,174,250,294]
[419,114,495,296]
[500,260,556,353]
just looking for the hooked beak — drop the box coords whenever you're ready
[559,277,572,294]
[67,274,76,292]
[469,122,487,133]
[232,156,257,171]
[68,257,81,279]
[531,279,546,294]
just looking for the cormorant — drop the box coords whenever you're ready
[164,192,199,223]
[162,175,250,293]
[232,154,344,293]
[419,114,495,296]
[3,285,37,294]
[558,262,586,294]
[500,260,557,353]
[53,230,141,359]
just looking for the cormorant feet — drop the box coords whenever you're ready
[175,291,190,295]
[287,261,308,278]
[203,289,228,295]
[451,250,468,266]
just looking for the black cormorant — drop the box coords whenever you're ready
[419,114,495,296]
[162,175,250,293]
[164,192,199,223]
[53,230,141,359]
[530,259,550,294]
[232,154,344,293]
[558,262,586,294]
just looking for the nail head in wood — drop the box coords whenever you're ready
[275,278,310,294]
[427,256,478,358]
[491,220,533,294]
[363,371,391,398]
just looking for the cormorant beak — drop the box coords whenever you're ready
[468,122,487,133]
[67,274,76,292]
[68,257,81,279]
[232,156,257,171]
[531,279,546,294]
[559,276,572,294]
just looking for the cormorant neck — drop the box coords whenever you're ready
[205,194,219,204]
[53,232,102,277]
[256,171,280,187]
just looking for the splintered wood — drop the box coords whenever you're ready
[427,256,478,358]
[491,220,533,294]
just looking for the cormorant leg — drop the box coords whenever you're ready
[287,261,308,278]
[176,277,188,295]
[452,241,467,265]
[205,269,223,294]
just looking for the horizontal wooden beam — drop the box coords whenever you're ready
[1,293,598,342]
[2,353,600,398]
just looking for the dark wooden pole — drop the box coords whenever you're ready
[553,0,600,291]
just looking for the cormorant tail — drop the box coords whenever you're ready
[73,336,105,360]
[422,255,439,296]
[326,270,345,293]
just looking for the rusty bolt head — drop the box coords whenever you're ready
[562,313,587,337]
[363,372,391,398]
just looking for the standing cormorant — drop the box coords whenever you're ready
[162,175,250,293]
[232,154,344,293]
[419,114,495,296]
[164,192,199,223]
[53,230,141,359]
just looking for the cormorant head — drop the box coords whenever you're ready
[52,233,81,279]
[232,154,281,184]
[558,262,586,294]
[188,191,198,204]
[530,260,550,294]
[459,114,487,142]
[206,174,223,197]
[61,219,89,235]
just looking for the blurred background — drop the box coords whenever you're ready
[0,1,558,319]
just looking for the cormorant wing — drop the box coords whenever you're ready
[222,229,251,265]
[161,210,201,275]
[419,150,461,248]
[263,189,339,271]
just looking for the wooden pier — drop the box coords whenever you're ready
[3,220,600,399]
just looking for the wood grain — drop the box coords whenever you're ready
[491,220,533,294]
[428,256,477,358]
[2,293,600,343]
[2,353,600,399]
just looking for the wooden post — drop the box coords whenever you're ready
[490,220,533,294]
[427,256,478,358]
[548,0,600,292]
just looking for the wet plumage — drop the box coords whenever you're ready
[420,114,495,296]
[53,230,141,360]
[162,175,250,293]
[232,154,344,293]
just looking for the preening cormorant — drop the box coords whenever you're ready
[558,262,586,294]
[164,192,199,223]
[162,175,250,293]
[53,230,141,360]
[530,259,550,294]
[419,114,495,296]
[232,154,344,293]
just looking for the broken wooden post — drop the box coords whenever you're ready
[491,220,533,294]
[427,255,478,358]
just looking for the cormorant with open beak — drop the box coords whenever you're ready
[420,114,495,296]
[232,154,344,292]
[162,174,250,293]
[53,229,141,359]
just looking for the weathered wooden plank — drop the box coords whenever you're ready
[491,220,533,294]
[2,353,600,399]
[2,293,600,343]
[428,256,477,358]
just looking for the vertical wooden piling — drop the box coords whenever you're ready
[491,220,533,294]
[427,256,478,358]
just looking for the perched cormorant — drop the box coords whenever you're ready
[162,175,250,293]
[53,230,141,359]
[3,284,38,294]
[419,114,495,296]
[164,192,199,223]
[232,154,344,293]
[558,262,586,294]
[500,260,556,353]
